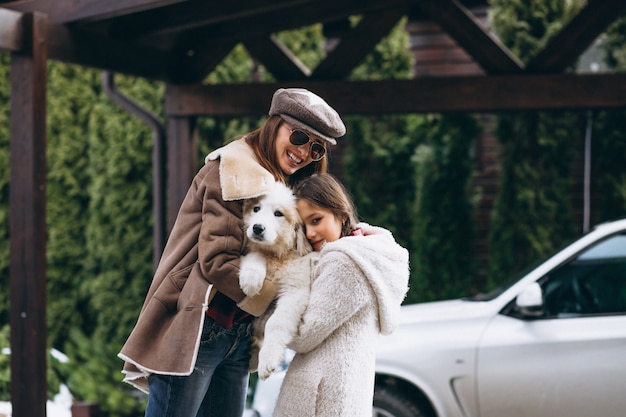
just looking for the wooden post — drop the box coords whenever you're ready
[10,12,48,417]
[166,116,198,231]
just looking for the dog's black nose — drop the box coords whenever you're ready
[252,224,265,236]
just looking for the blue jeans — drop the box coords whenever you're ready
[145,317,253,417]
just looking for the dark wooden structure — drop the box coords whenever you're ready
[1,0,626,416]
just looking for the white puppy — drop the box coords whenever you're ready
[240,182,318,380]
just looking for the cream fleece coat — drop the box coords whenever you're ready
[273,223,409,417]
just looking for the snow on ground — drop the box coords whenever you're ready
[0,349,73,417]
[0,384,73,417]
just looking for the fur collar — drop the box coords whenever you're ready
[205,138,275,201]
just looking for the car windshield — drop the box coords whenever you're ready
[465,231,626,302]
[539,232,626,317]
[464,260,543,302]
[577,234,626,260]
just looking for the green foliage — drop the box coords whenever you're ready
[46,62,99,350]
[75,71,159,416]
[0,324,70,401]
[342,114,423,250]
[0,325,9,399]
[488,112,577,284]
[593,109,626,222]
[339,16,416,249]
[342,17,480,304]
[65,328,144,417]
[350,17,413,80]
[207,44,256,84]
[593,16,626,222]
[409,114,480,302]
[275,24,325,72]
[0,59,160,415]
[602,16,626,69]
[487,0,580,286]
[490,0,583,63]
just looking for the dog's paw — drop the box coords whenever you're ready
[258,363,276,381]
[239,252,267,296]
[257,346,283,380]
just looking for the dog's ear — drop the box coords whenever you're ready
[294,224,313,255]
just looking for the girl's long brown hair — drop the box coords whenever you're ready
[293,174,359,238]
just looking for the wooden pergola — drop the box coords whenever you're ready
[1,0,625,415]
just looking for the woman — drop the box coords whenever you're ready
[118,88,345,417]
[274,174,410,417]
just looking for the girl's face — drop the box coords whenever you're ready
[296,199,343,252]
[275,123,318,175]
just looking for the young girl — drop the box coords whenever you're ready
[273,174,410,417]
[118,88,346,417]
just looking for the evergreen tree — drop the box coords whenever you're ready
[410,114,480,302]
[46,62,98,351]
[67,71,161,416]
[594,16,626,222]
[487,0,581,285]
[341,17,419,252]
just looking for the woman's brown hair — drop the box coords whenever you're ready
[293,174,359,238]
[245,115,328,185]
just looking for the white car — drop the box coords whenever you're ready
[247,218,626,417]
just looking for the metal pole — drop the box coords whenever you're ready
[583,110,592,233]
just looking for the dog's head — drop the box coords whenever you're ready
[243,182,311,258]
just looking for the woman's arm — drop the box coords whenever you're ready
[195,161,277,315]
[194,162,246,302]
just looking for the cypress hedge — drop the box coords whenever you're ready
[487,0,581,285]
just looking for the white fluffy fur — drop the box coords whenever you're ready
[240,182,318,380]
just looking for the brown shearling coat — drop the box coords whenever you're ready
[118,138,277,393]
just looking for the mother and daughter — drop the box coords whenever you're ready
[119,87,409,417]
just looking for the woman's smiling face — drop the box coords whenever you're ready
[275,123,317,175]
[296,198,343,252]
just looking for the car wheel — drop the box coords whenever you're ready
[373,387,430,417]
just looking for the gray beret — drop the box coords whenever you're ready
[269,88,346,145]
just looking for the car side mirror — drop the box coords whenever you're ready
[516,282,544,317]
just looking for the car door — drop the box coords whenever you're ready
[475,233,626,417]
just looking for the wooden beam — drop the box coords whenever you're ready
[10,11,47,417]
[3,0,193,23]
[168,38,238,84]
[103,0,322,40]
[526,0,626,72]
[312,7,406,80]
[135,0,410,48]
[413,0,524,74]
[43,22,178,81]
[243,35,311,81]
[3,13,191,82]
[0,8,23,51]
[165,73,626,116]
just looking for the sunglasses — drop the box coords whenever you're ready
[289,129,326,161]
